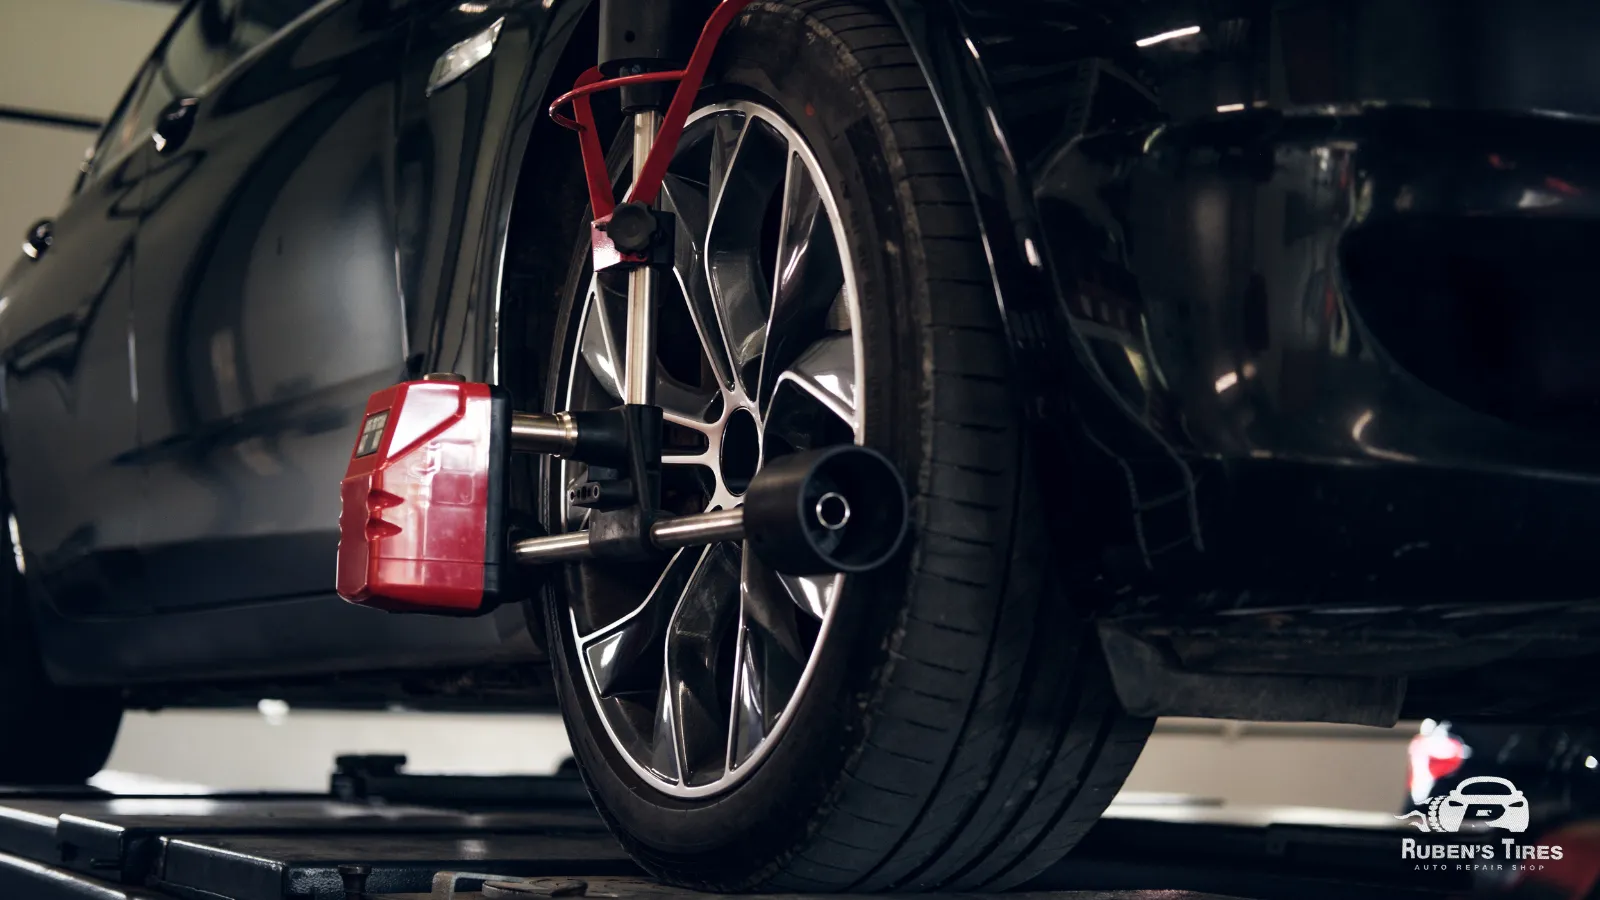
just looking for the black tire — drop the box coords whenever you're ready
[0,516,122,784]
[545,0,1153,891]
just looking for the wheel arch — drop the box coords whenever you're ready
[412,0,603,397]
[881,0,1185,587]
[491,1,615,412]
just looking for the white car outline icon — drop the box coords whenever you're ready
[1437,776,1530,833]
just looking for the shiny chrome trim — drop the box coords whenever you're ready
[8,514,25,575]
[513,529,591,563]
[623,110,662,405]
[652,508,746,549]
[510,411,579,455]
[814,492,849,531]
[515,508,746,562]
[427,17,506,97]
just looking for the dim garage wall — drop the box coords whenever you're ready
[0,0,176,240]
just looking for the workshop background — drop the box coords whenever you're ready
[0,0,1412,812]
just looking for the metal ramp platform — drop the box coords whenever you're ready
[0,757,1473,900]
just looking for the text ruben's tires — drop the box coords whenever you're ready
[544,1,1152,890]
[0,509,121,784]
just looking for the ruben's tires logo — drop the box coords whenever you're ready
[1397,776,1530,834]
[1395,776,1564,870]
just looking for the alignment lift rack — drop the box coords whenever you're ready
[0,755,1482,900]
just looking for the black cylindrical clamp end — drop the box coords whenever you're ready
[742,445,908,576]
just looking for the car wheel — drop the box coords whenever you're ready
[0,510,122,784]
[541,1,1153,890]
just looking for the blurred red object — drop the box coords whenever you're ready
[1409,719,1469,804]
[1504,821,1600,899]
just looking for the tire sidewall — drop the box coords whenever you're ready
[545,3,930,880]
[0,494,123,782]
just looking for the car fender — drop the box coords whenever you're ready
[397,0,595,387]
[882,0,1182,583]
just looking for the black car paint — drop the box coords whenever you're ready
[888,1,1600,614]
[0,128,143,626]
[0,0,572,691]
[0,0,1596,707]
[126,0,411,613]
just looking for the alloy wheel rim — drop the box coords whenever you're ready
[559,100,864,798]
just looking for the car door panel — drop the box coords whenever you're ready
[0,143,144,619]
[16,0,595,686]
[130,0,410,609]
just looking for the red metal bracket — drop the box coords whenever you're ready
[550,0,753,230]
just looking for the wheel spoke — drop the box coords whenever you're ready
[577,548,699,697]
[579,271,722,412]
[661,449,713,468]
[706,117,790,393]
[659,376,717,469]
[661,174,736,390]
[771,334,858,433]
[578,275,624,400]
[703,110,745,220]
[756,152,845,412]
[662,408,712,438]
[777,572,838,620]
[656,542,741,784]
[649,682,681,781]
[570,102,864,797]
[657,374,716,434]
[727,546,808,770]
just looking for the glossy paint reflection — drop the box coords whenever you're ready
[894,0,1600,601]
[0,149,142,618]
[0,0,567,686]
[129,0,410,609]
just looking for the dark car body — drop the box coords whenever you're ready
[4,0,1598,720]
[1,0,565,707]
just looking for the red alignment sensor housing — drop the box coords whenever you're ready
[336,379,510,615]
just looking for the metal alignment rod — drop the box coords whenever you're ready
[623,109,661,406]
[509,412,578,456]
[514,508,745,564]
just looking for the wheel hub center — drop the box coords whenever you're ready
[719,406,761,495]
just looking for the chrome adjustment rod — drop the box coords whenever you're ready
[512,444,908,577]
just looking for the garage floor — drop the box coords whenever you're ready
[100,711,1411,814]
[0,762,1463,900]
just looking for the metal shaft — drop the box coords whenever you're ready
[651,508,745,549]
[513,530,595,564]
[513,507,745,564]
[623,109,661,406]
[509,412,578,456]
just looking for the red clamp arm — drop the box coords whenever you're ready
[549,0,753,221]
